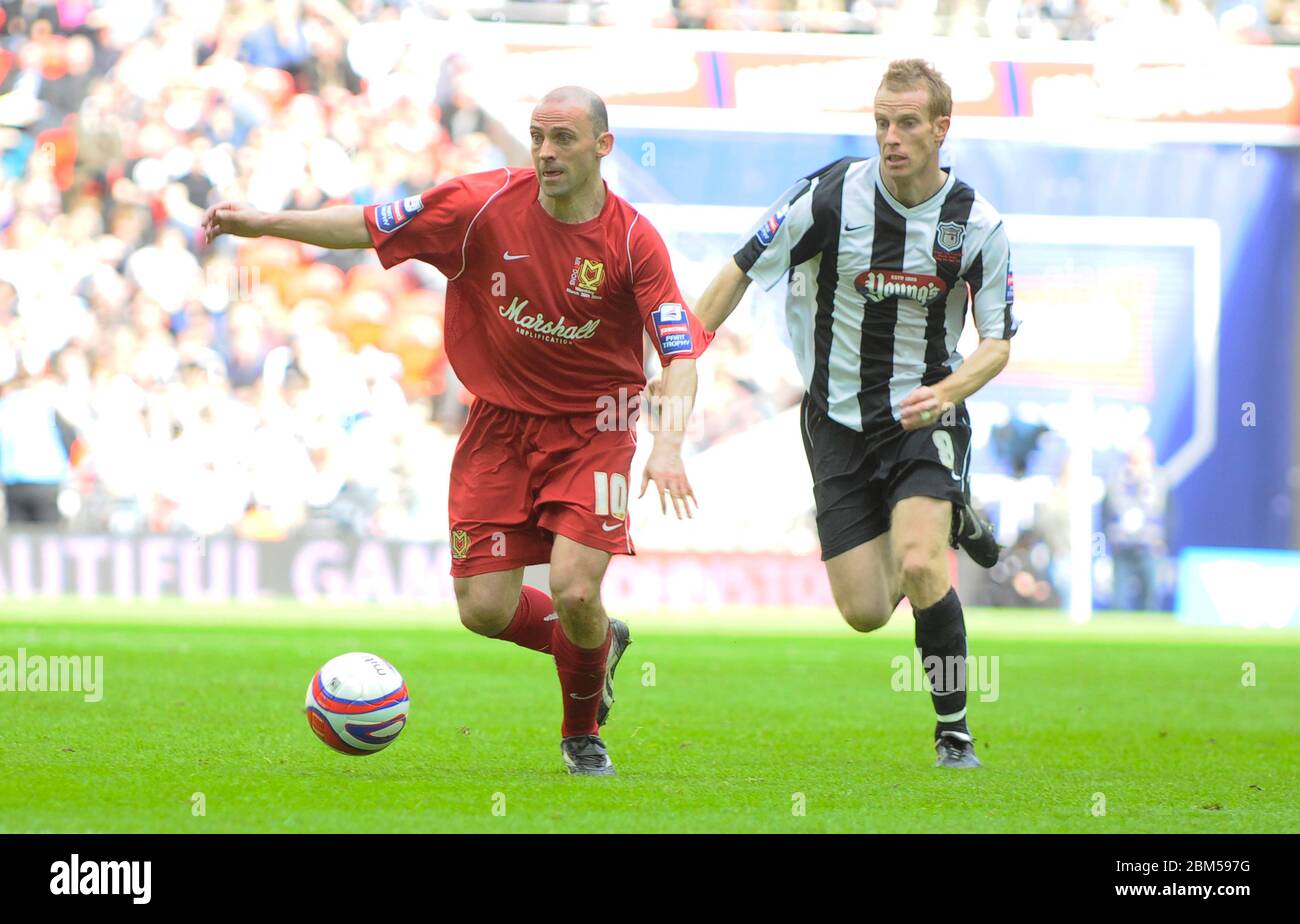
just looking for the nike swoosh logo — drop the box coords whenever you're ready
[543,613,559,622]
[601,522,623,532]
[568,691,600,700]
[503,251,529,261]
[844,223,869,232]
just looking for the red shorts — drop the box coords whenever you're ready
[447,399,637,577]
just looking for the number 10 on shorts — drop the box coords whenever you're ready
[593,471,628,520]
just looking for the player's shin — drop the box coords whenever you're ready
[551,615,611,738]
[492,585,558,653]
[913,586,969,737]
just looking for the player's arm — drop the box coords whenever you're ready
[706,172,821,331]
[901,222,1019,431]
[630,216,715,519]
[639,357,698,518]
[900,336,1011,430]
[692,176,817,332]
[201,202,371,249]
[694,260,752,332]
[203,174,500,272]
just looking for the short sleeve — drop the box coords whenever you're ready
[732,175,820,292]
[629,216,713,365]
[966,222,1019,340]
[364,169,510,277]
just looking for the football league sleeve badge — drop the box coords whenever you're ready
[375,195,424,234]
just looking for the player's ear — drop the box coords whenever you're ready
[934,114,951,147]
[595,131,614,158]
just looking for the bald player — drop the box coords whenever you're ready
[204,87,713,775]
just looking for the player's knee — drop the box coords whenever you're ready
[458,607,502,637]
[551,577,601,616]
[454,588,511,637]
[899,547,944,591]
[839,601,893,633]
[457,604,506,637]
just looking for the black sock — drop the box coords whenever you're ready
[913,587,969,738]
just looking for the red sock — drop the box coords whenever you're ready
[552,622,611,738]
[492,585,556,653]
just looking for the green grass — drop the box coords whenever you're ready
[0,601,1296,833]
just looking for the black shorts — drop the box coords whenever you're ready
[799,393,971,561]
[3,482,62,525]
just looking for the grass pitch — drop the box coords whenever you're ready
[0,600,1296,833]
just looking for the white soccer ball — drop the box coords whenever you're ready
[305,652,409,755]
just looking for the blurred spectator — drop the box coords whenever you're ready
[1103,437,1168,611]
[0,363,78,526]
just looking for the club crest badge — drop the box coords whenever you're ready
[450,529,471,560]
[567,257,606,299]
[935,221,965,253]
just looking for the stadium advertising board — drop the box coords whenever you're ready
[473,25,1300,133]
[0,533,836,608]
[1177,547,1300,628]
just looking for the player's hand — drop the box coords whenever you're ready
[899,385,952,431]
[201,201,266,245]
[639,442,698,519]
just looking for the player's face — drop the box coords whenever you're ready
[873,87,949,183]
[529,104,612,199]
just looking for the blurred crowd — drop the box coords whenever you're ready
[0,0,806,540]
[0,0,509,540]
[969,421,1172,612]
[527,0,1300,44]
[0,0,1233,574]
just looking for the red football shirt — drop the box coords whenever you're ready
[364,168,712,416]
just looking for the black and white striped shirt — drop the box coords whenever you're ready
[734,156,1018,437]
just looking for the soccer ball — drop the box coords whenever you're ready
[305,652,409,755]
